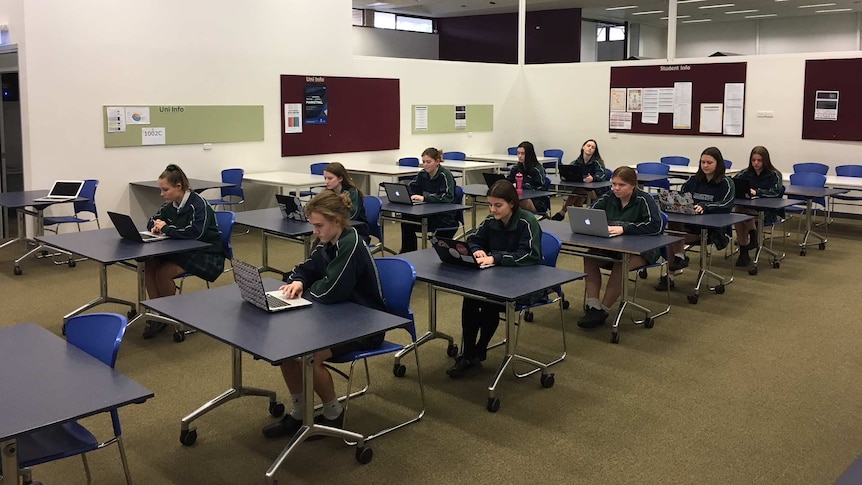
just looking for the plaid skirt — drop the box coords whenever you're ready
[162,250,225,282]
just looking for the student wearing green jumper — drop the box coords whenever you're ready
[400,147,458,253]
[732,146,783,267]
[578,167,663,329]
[322,162,369,244]
[262,190,386,439]
[143,164,225,338]
[447,180,542,378]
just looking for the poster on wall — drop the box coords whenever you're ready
[609,111,632,130]
[106,107,126,133]
[305,83,328,125]
[610,88,627,112]
[627,88,643,112]
[699,103,723,134]
[284,103,302,133]
[455,105,467,130]
[641,88,660,124]
[814,91,839,121]
[672,81,692,130]
[723,83,744,135]
[414,106,428,131]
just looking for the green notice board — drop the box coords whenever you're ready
[411,104,493,134]
[103,105,264,148]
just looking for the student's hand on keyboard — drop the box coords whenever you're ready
[609,226,624,236]
[473,250,488,259]
[476,255,494,266]
[279,281,304,299]
[152,220,166,233]
[694,205,704,214]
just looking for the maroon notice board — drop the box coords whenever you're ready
[609,62,747,137]
[280,75,400,157]
[802,58,862,142]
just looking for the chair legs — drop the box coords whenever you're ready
[81,453,92,484]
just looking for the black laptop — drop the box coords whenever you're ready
[107,211,169,243]
[733,178,758,199]
[482,172,507,188]
[559,165,585,182]
[275,194,308,221]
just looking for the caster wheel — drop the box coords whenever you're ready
[688,294,699,304]
[772,261,780,269]
[68,260,76,268]
[748,267,758,275]
[269,401,285,417]
[644,317,655,329]
[355,447,373,464]
[800,250,806,256]
[562,300,570,310]
[180,429,197,446]
[638,268,648,279]
[393,364,407,378]
[540,374,555,388]
[446,344,458,358]
[819,242,826,250]
[13,266,22,276]
[127,310,137,320]
[611,332,620,344]
[173,332,185,343]
[524,311,534,323]
[487,397,501,413]
[714,284,725,295]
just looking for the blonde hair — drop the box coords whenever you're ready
[305,190,352,227]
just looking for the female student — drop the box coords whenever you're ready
[577,167,663,328]
[399,147,458,253]
[551,139,608,221]
[323,162,370,244]
[506,141,549,215]
[143,164,224,339]
[446,180,542,378]
[732,146,783,267]
[656,147,735,291]
[262,190,386,438]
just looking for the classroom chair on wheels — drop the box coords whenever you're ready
[11,313,135,485]
[292,162,329,199]
[379,157,420,196]
[507,147,518,156]
[829,165,862,222]
[324,257,424,443]
[724,160,732,169]
[660,156,690,166]
[543,149,564,176]
[637,163,670,193]
[207,168,245,211]
[785,172,828,252]
[363,195,393,255]
[444,151,466,161]
[792,163,830,226]
[43,179,101,233]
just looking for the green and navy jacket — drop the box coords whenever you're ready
[733,168,783,223]
[681,175,735,214]
[340,186,370,244]
[570,155,607,183]
[407,165,457,229]
[467,207,542,267]
[147,191,224,256]
[592,187,662,263]
[288,226,386,312]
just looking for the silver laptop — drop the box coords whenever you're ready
[232,258,312,312]
[33,180,85,202]
[567,207,621,238]
[382,182,424,205]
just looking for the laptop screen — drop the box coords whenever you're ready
[50,181,83,197]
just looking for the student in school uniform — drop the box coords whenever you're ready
[322,162,370,245]
[551,139,608,221]
[506,141,549,215]
[577,167,663,328]
[732,146,783,267]
[399,147,458,253]
[656,147,735,292]
[262,190,386,439]
[143,164,225,339]
[446,180,542,378]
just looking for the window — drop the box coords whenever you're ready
[596,23,626,42]
[608,26,625,41]
[352,9,364,26]
[396,16,433,33]
[374,12,396,30]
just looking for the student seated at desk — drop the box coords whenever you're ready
[262,191,386,438]
[143,164,225,339]
[399,147,458,253]
[507,141,549,216]
[732,146,783,267]
[656,147,735,292]
[550,139,608,221]
[447,180,542,378]
[578,167,663,329]
[323,162,370,245]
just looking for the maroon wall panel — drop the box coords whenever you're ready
[526,9,581,64]
[802,58,862,142]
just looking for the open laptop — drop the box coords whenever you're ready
[558,165,585,183]
[33,180,85,203]
[275,194,308,221]
[482,172,506,188]
[657,189,698,215]
[733,178,758,199]
[382,182,424,205]
[567,207,621,238]
[431,236,494,269]
[232,258,312,312]
[107,211,169,243]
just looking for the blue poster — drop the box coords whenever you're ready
[304,84,328,125]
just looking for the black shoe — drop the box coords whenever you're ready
[668,255,689,272]
[655,275,675,291]
[735,250,750,267]
[747,230,759,250]
[577,307,608,329]
[307,410,345,441]
[446,355,481,378]
[713,234,730,251]
[262,414,303,438]
[550,212,565,221]
[142,320,167,339]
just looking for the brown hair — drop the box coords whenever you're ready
[749,146,777,173]
[305,190,352,227]
[421,147,444,161]
[487,179,519,210]
[323,162,364,197]
[695,147,726,183]
[159,164,190,192]
[611,166,638,186]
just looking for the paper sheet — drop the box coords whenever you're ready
[699,103,723,133]
[723,83,745,135]
[658,88,675,113]
[627,88,643,112]
[610,88,627,112]
[106,107,126,133]
[284,103,302,133]
[672,82,692,129]
[814,91,839,121]
[142,127,166,146]
[125,107,150,125]
[642,88,660,124]
[414,106,428,131]
[455,105,466,130]
[609,111,632,130]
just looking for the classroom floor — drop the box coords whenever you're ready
[2,203,862,485]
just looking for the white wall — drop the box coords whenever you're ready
[352,26,438,60]
[639,24,667,60]
[677,20,758,57]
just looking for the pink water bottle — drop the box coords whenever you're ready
[515,172,524,196]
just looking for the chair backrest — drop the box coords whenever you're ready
[445,151,466,161]
[376,257,417,339]
[310,162,329,175]
[789,172,826,188]
[793,162,828,175]
[637,162,670,190]
[543,149,564,170]
[507,147,518,156]
[398,157,420,167]
[605,168,613,180]
[219,168,245,199]
[540,232,562,268]
[72,178,99,215]
[363,195,383,242]
[65,313,128,368]
[453,185,465,226]
[836,165,862,178]
[215,210,236,260]
[661,156,690,166]
[724,160,732,169]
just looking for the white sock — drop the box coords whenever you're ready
[586,298,602,310]
[289,393,304,419]
[322,399,343,420]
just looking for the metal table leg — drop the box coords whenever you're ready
[750,210,785,274]
[688,228,732,304]
[1,439,20,485]
[394,283,456,363]
[62,263,137,330]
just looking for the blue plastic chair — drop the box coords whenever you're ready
[724,160,733,169]
[397,157,419,183]
[44,179,100,233]
[363,195,391,255]
[14,313,134,485]
[325,257,424,442]
[507,147,518,156]
[637,162,670,191]
[661,156,690,166]
[294,162,329,198]
[786,172,828,234]
[444,151,466,161]
[831,165,862,218]
[793,162,828,175]
[543,149,564,176]
[207,168,245,210]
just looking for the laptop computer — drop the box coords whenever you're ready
[482,172,507,188]
[107,211,169,243]
[232,258,312,312]
[382,182,424,205]
[657,189,698,215]
[33,180,85,203]
[567,207,621,238]
[558,165,585,183]
[733,178,758,199]
[431,236,494,269]
[275,194,308,221]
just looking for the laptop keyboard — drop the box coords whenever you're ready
[266,294,290,309]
